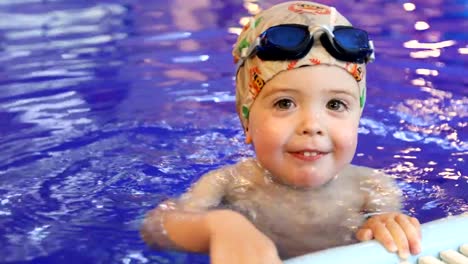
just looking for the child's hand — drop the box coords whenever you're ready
[356,212,421,259]
[206,210,283,264]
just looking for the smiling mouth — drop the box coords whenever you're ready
[290,150,325,161]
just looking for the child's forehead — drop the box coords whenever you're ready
[266,65,359,91]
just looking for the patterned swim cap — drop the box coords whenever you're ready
[233,1,371,129]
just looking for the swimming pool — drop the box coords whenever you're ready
[0,0,466,263]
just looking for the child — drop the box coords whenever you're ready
[141,1,422,263]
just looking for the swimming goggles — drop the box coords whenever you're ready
[236,24,375,69]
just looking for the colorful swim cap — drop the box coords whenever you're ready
[233,1,372,129]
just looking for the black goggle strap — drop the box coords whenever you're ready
[236,37,260,73]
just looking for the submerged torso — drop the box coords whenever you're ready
[222,158,366,258]
[177,158,400,258]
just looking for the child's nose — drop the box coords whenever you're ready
[297,113,324,136]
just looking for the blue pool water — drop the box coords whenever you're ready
[0,0,466,263]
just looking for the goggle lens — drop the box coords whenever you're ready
[267,25,309,49]
[333,27,370,53]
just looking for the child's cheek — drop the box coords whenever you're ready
[340,127,359,153]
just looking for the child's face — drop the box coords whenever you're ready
[246,65,361,188]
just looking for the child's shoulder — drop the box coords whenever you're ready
[203,157,254,173]
[199,157,258,181]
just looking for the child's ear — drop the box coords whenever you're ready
[245,127,252,144]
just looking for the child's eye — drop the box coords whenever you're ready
[326,99,348,111]
[274,98,295,110]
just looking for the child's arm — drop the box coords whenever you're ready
[141,170,227,250]
[141,169,282,264]
[160,209,281,263]
[351,166,422,259]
